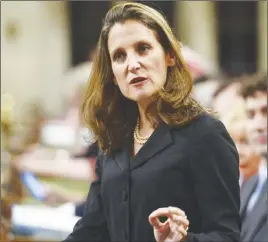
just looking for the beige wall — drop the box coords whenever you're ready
[1,1,71,120]
[258,1,267,72]
[176,1,218,70]
[177,1,267,73]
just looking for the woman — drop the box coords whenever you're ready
[64,2,240,242]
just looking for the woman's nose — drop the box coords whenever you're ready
[127,55,141,73]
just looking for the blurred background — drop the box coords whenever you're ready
[1,1,267,242]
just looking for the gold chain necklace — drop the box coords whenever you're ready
[133,117,151,145]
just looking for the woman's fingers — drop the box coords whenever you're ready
[171,214,189,229]
[149,207,170,219]
[149,207,185,220]
[177,224,188,238]
[149,208,169,229]
[170,219,188,240]
[168,206,186,217]
[149,210,169,229]
[149,206,190,238]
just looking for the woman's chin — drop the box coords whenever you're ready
[133,92,154,104]
[135,87,160,100]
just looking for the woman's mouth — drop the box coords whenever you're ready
[130,77,148,87]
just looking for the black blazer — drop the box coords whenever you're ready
[63,113,241,242]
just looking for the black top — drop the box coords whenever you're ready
[63,113,241,242]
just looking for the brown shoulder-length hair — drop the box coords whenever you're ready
[81,2,207,155]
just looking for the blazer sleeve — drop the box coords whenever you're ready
[185,120,241,242]
[62,152,110,242]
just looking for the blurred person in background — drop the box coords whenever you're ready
[229,119,261,187]
[17,141,95,182]
[13,45,98,185]
[182,47,218,109]
[8,45,97,240]
[212,77,243,122]
[44,141,99,206]
[180,46,216,81]
[11,142,99,240]
[16,141,99,204]
[62,47,96,131]
[238,73,267,242]
[192,75,220,109]
[212,78,261,186]
[64,2,240,242]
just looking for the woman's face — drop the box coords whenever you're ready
[231,123,260,180]
[108,20,175,105]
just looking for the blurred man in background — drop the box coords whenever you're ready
[212,77,261,185]
[239,73,267,242]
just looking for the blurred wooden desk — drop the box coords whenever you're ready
[10,145,90,207]
[14,145,93,182]
[1,223,8,242]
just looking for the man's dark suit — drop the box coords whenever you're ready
[241,174,267,242]
[254,221,268,242]
[63,114,241,242]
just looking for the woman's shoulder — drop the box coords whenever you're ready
[171,112,229,142]
[190,112,224,132]
[171,112,237,160]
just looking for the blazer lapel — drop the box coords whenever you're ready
[114,137,132,172]
[130,122,173,170]
[240,175,258,219]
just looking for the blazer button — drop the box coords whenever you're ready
[122,190,128,202]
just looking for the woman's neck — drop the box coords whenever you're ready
[137,104,154,133]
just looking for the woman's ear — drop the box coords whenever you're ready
[166,52,176,67]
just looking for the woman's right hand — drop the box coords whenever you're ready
[149,206,189,242]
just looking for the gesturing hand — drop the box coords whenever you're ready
[149,206,189,242]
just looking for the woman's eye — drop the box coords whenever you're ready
[113,52,125,62]
[137,44,150,54]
